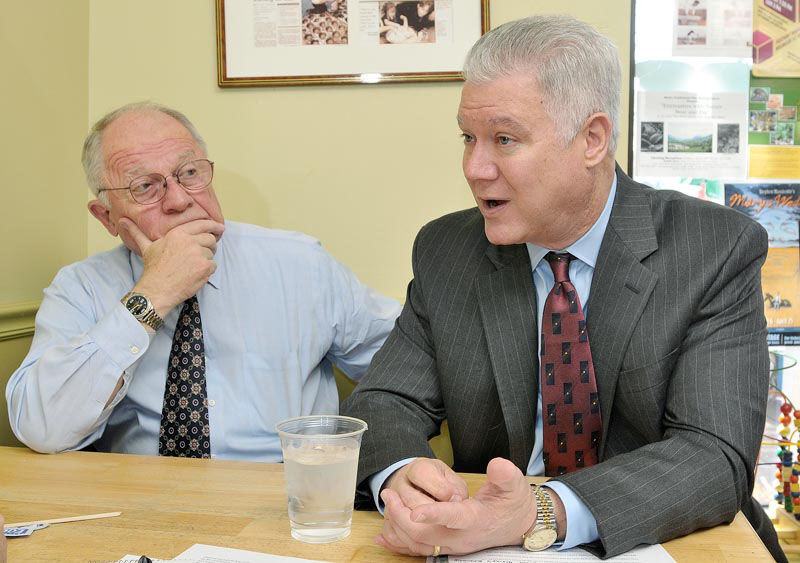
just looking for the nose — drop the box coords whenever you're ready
[160,175,193,213]
[462,143,498,183]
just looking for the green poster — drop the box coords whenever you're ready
[749,77,800,147]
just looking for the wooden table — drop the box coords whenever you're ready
[0,447,773,561]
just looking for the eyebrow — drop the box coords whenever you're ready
[488,116,529,134]
[456,114,529,135]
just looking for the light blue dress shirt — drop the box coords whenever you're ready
[370,175,618,550]
[7,220,401,459]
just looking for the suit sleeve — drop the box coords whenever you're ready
[340,224,447,508]
[556,219,769,558]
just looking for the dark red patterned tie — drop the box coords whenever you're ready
[159,295,211,458]
[540,253,601,476]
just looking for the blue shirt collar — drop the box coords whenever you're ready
[525,172,617,270]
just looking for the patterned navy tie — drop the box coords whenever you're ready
[540,252,601,476]
[159,295,211,458]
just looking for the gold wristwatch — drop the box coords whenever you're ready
[121,292,164,331]
[522,485,557,551]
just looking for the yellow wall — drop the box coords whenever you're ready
[0,1,89,447]
[87,1,631,301]
[1,2,89,302]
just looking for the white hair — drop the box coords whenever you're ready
[82,101,208,207]
[462,15,621,154]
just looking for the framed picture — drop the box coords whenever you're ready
[216,0,491,87]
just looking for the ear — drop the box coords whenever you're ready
[88,199,119,237]
[581,112,612,167]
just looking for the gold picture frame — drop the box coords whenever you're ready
[216,0,490,87]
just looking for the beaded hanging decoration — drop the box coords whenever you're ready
[773,395,800,519]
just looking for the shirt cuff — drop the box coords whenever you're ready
[368,458,417,514]
[543,481,599,549]
[87,303,154,404]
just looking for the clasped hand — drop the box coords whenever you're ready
[377,457,536,557]
[119,218,225,318]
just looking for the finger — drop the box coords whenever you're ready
[408,459,468,502]
[194,233,218,253]
[176,219,226,238]
[375,534,416,556]
[478,457,531,503]
[393,477,441,509]
[485,457,524,485]
[411,498,481,529]
[118,218,152,251]
[443,470,469,502]
[381,491,441,556]
[382,487,449,548]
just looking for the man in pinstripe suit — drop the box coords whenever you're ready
[341,15,784,561]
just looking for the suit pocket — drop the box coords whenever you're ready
[617,346,680,395]
[613,347,680,442]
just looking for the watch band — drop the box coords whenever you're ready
[121,292,164,331]
[522,484,558,551]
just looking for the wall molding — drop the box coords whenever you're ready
[0,301,39,342]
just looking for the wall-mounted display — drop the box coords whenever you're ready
[216,0,490,86]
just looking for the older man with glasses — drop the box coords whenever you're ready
[7,101,400,460]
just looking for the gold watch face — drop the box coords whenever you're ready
[523,526,558,551]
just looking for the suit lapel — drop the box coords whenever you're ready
[588,170,659,459]
[476,243,539,472]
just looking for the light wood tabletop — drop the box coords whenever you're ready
[0,446,773,562]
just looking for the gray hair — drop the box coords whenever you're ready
[82,101,208,207]
[462,15,621,154]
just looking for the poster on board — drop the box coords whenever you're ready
[725,183,800,345]
[748,76,800,177]
[635,91,748,177]
[672,0,752,57]
[753,0,800,77]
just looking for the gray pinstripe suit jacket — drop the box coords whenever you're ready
[341,170,772,558]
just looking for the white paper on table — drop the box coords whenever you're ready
[175,543,334,563]
[426,543,675,563]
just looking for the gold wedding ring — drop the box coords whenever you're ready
[432,545,441,557]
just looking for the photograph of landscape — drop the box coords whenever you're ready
[667,122,713,152]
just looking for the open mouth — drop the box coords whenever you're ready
[484,199,508,210]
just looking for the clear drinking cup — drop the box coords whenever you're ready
[276,415,368,543]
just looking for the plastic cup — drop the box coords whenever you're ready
[276,415,367,543]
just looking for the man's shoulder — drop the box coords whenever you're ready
[57,245,131,280]
[223,220,324,251]
[418,207,485,243]
[221,221,337,268]
[45,245,132,298]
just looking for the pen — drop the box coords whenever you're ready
[137,556,152,563]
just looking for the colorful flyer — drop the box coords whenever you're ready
[725,183,800,345]
[753,0,800,77]
[748,77,800,177]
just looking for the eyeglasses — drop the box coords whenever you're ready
[98,159,215,205]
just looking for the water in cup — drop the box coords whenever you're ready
[276,415,367,543]
[284,440,359,542]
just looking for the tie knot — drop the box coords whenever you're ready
[545,252,573,283]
